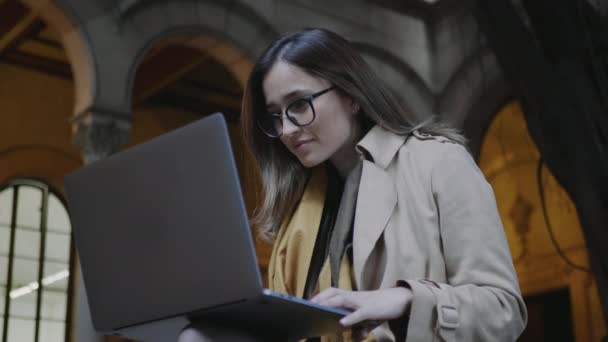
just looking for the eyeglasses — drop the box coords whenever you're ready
[257,86,337,138]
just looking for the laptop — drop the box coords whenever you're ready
[64,113,349,341]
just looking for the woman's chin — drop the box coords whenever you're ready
[298,155,324,169]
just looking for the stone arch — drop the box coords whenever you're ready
[439,47,506,128]
[20,0,97,119]
[114,0,278,114]
[438,46,515,158]
[353,42,435,120]
[0,144,82,194]
[126,29,250,109]
[21,0,278,123]
[463,78,513,161]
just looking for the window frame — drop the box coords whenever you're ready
[1,178,75,342]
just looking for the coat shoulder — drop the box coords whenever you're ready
[398,131,471,172]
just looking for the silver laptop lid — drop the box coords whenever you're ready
[64,113,262,331]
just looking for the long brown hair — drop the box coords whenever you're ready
[241,28,464,240]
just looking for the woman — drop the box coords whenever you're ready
[182,28,527,341]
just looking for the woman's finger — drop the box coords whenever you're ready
[340,307,370,326]
[323,292,360,310]
[310,287,342,303]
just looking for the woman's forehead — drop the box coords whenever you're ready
[262,61,329,105]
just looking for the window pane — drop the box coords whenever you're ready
[0,256,7,285]
[10,258,39,319]
[41,291,67,320]
[11,258,39,289]
[45,231,70,263]
[15,228,40,259]
[10,288,38,318]
[0,187,13,226]
[0,226,10,255]
[40,320,65,342]
[43,262,69,291]
[7,317,35,342]
[47,194,71,233]
[16,186,42,231]
[0,286,5,314]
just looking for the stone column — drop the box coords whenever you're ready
[70,107,132,342]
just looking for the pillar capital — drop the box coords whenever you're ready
[71,106,132,164]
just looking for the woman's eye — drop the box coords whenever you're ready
[289,100,308,114]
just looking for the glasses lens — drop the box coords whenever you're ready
[258,114,282,137]
[286,99,314,126]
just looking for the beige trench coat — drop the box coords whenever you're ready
[351,126,527,341]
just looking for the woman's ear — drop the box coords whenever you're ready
[338,90,360,115]
[350,99,360,115]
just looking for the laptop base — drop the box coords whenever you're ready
[189,291,348,340]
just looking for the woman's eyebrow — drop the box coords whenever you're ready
[266,89,308,109]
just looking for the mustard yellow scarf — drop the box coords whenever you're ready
[267,167,373,342]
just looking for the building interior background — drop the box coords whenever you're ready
[0,0,606,341]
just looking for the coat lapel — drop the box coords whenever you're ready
[353,159,397,287]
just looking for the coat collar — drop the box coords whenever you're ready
[353,160,397,287]
[352,125,407,287]
[356,125,408,169]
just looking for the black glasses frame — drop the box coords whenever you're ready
[258,86,337,138]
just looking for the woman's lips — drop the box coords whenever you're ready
[293,139,313,151]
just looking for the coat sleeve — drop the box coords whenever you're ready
[401,142,527,342]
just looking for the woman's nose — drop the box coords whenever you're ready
[281,115,300,136]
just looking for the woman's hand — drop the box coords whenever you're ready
[310,287,412,340]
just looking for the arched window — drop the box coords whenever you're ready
[0,179,73,342]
